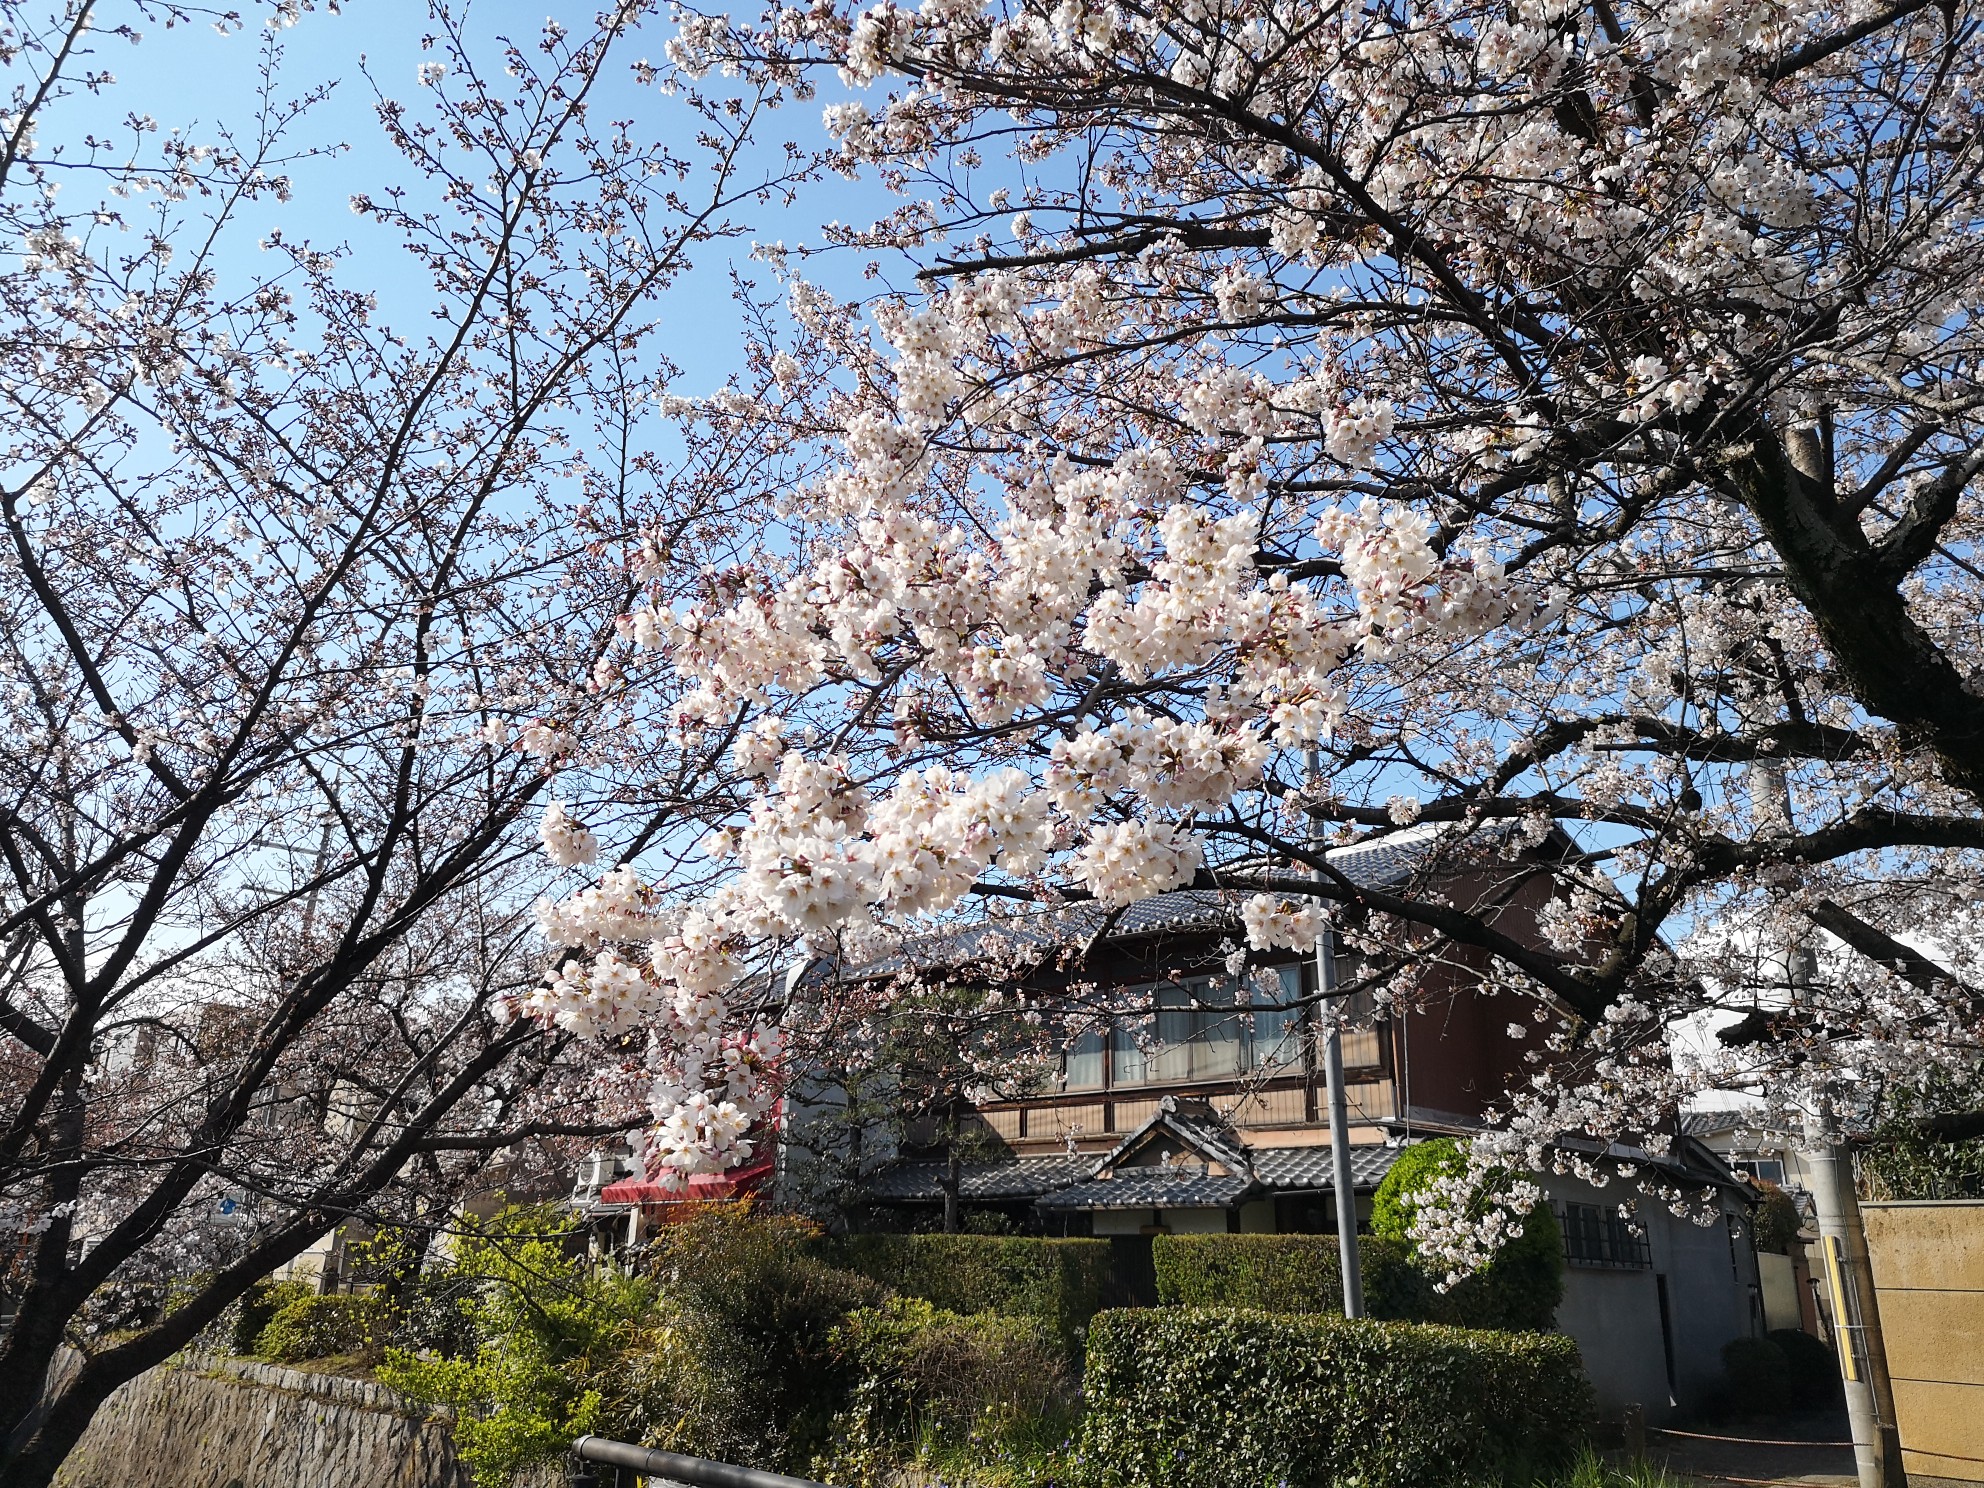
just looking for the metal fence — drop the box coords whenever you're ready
[566,1435,837,1488]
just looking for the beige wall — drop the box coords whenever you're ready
[1861,1200,1984,1483]
[1758,1252,1802,1333]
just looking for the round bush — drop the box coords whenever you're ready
[1768,1328,1841,1406]
[1370,1140,1466,1243]
[255,1293,381,1362]
[1371,1137,1564,1331]
[1721,1336,1792,1417]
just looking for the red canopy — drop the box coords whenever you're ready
[599,1153,775,1210]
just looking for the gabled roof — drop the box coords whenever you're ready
[1095,1095,1255,1179]
[856,1116,1403,1211]
[1013,1097,1403,1212]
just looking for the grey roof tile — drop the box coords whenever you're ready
[861,1155,1094,1201]
[1251,1143,1401,1193]
[1039,1167,1254,1211]
[860,1139,1403,1208]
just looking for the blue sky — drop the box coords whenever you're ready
[61,0,886,396]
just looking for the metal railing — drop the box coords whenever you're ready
[567,1435,838,1488]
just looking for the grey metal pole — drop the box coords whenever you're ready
[1317,924,1365,1318]
[1803,1115,1906,1488]
[1307,747,1364,1319]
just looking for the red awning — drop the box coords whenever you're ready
[599,1153,775,1208]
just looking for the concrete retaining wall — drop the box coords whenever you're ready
[52,1352,471,1488]
[1861,1200,1984,1483]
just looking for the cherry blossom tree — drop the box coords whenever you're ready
[0,1,806,1479]
[523,0,1984,1258]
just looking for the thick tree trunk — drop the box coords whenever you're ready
[0,1211,337,1485]
[1727,427,1984,803]
[4,1355,126,1488]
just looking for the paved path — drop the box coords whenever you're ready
[1646,1419,1974,1488]
[1647,1424,1856,1486]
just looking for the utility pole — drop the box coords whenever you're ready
[1804,1107,1906,1488]
[1308,748,1365,1318]
[1749,751,1904,1488]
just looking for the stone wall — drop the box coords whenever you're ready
[53,1353,472,1488]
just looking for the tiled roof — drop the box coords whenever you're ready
[861,1155,1095,1202]
[840,824,1460,981]
[1098,1096,1254,1178]
[857,1139,1402,1209]
[1039,1167,1254,1211]
[1251,1143,1402,1192]
[1678,1108,1766,1137]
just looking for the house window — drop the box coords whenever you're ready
[1065,1030,1105,1091]
[1110,1024,1147,1086]
[1061,965,1308,1090]
[1252,965,1304,1071]
[1562,1202,1653,1269]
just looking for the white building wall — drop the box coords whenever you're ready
[1557,1264,1672,1419]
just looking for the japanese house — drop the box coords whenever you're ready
[781,822,1767,1420]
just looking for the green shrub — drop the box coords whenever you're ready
[378,1207,653,1488]
[632,1206,888,1471]
[1767,1328,1841,1407]
[1081,1306,1591,1488]
[1151,1233,1432,1321]
[1721,1336,1792,1417]
[254,1293,383,1362]
[1857,1064,1984,1201]
[218,1276,312,1356]
[818,1233,1109,1352]
[383,1266,479,1358]
[820,1297,1073,1485]
[1371,1136,1566,1331]
[1369,1140,1462,1242]
[1752,1184,1803,1255]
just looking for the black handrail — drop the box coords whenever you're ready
[568,1434,839,1488]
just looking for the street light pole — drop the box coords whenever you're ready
[1308,748,1364,1318]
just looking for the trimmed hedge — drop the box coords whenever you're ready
[1151,1234,1432,1321]
[255,1293,383,1362]
[1082,1306,1591,1488]
[816,1234,1109,1351]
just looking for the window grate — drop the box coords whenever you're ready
[1561,1202,1652,1269]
